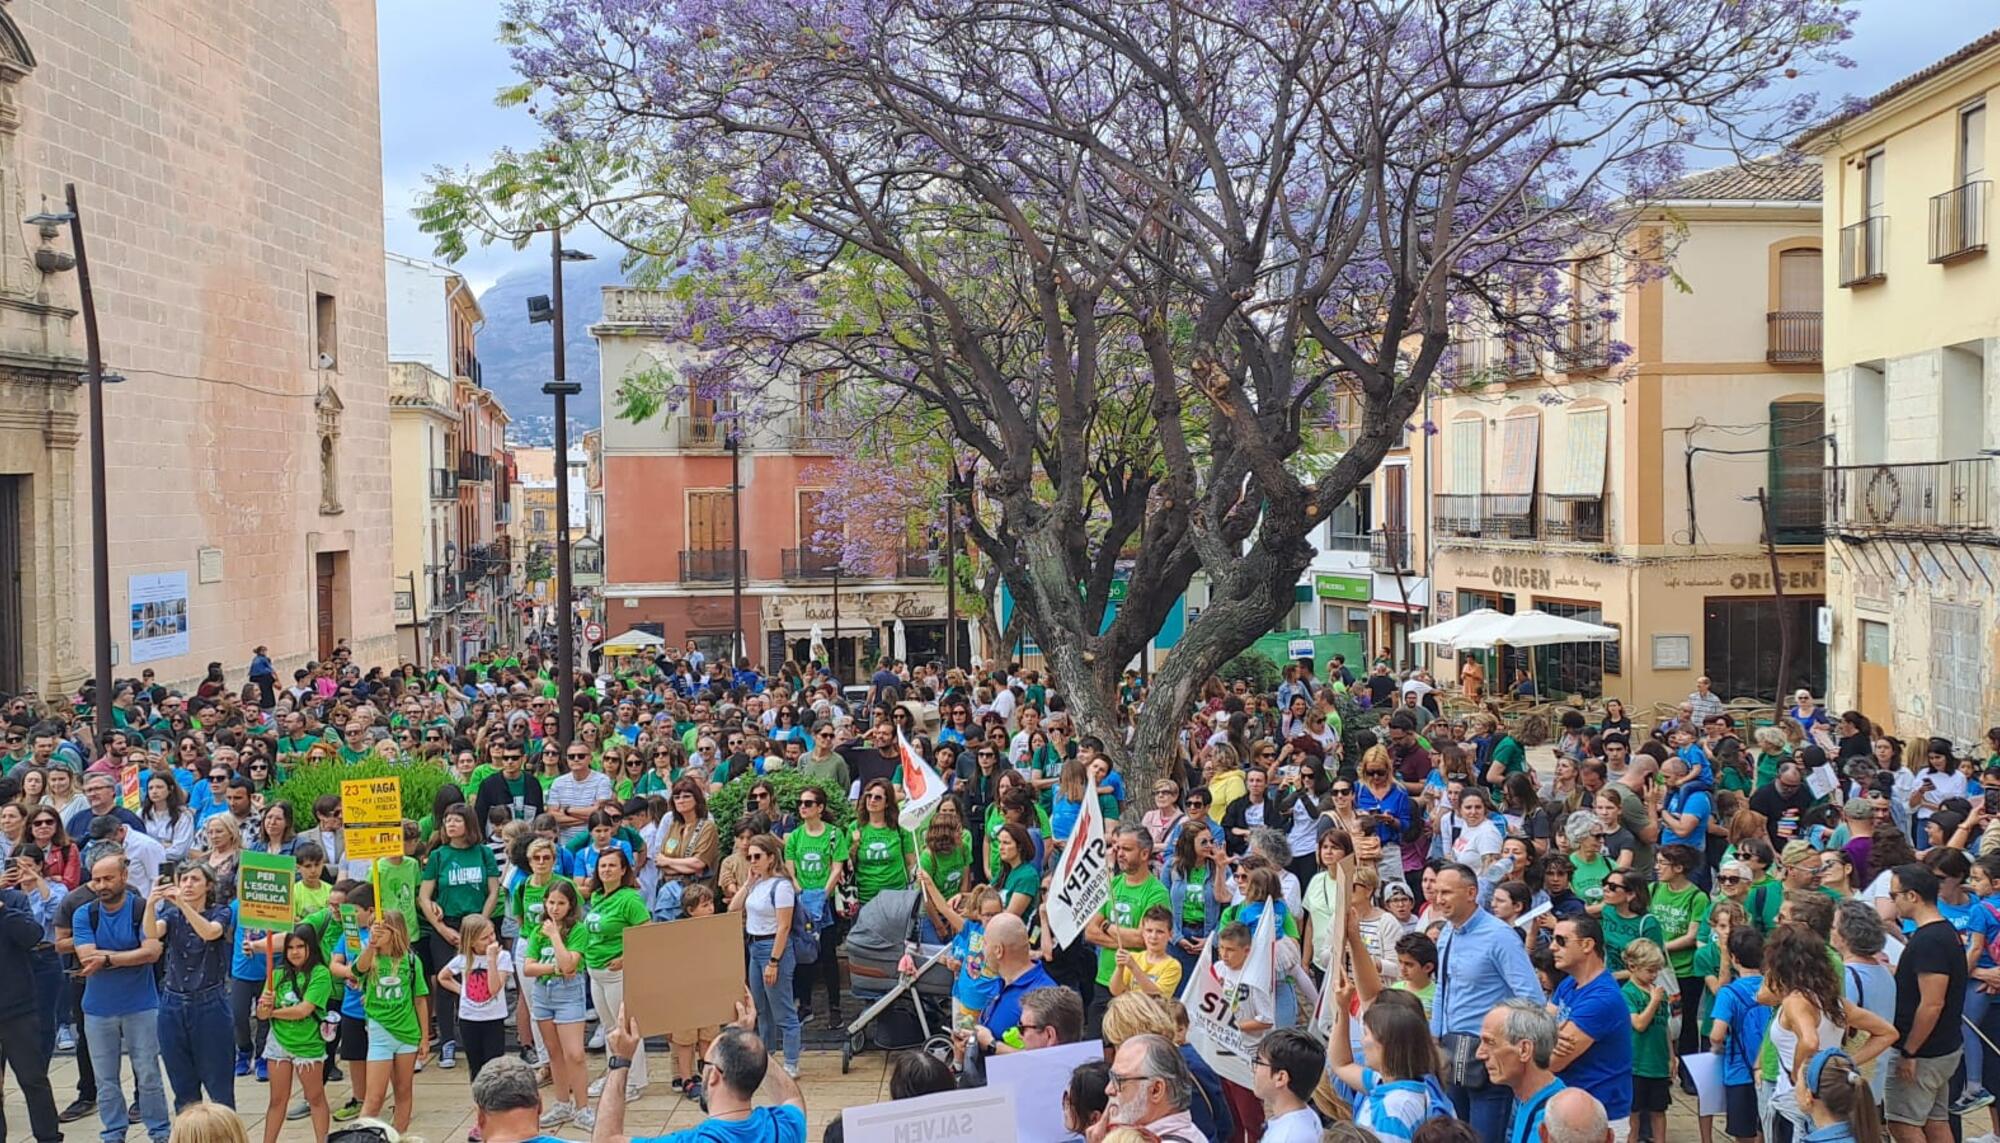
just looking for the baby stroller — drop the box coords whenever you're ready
[838,886,955,1073]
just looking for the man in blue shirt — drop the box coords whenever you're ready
[71,852,171,1143]
[1660,758,1714,889]
[1548,915,1633,1126]
[65,773,144,843]
[597,1000,806,1142]
[1432,863,1546,1143]
[1478,999,1565,1143]
[1707,926,1770,1143]
[972,913,1057,1050]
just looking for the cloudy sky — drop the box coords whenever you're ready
[377,0,2000,294]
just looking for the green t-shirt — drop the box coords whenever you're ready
[1181,867,1209,923]
[1491,736,1527,777]
[983,803,1051,874]
[1623,980,1672,1079]
[269,964,334,1058]
[851,824,913,903]
[1754,751,1785,791]
[1648,881,1710,975]
[522,925,580,980]
[920,837,974,899]
[1720,767,1751,794]
[997,862,1040,914]
[423,843,499,919]
[785,824,848,893]
[1747,876,1785,933]
[1570,852,1612,906]
[468,764,500,791]
[579,887,651,969]
[359,952,429,1047]
[376,858,422,934]
[294,879,333,921]
[1096,876,1171,985]
[1598,909,1664,974]
[1691,937,1721,1040]
[509,874,572,926]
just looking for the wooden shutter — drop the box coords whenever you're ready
[797,490,827,550]
[688,491,734,551]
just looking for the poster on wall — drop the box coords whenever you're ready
[128,572,190,663]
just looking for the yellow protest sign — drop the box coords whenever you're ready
[342,776,403,861]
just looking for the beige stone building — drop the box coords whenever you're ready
[388,362,459,664]
[0,0,394,695]
[1419,162,1827,713]
[1801,31,2000,747]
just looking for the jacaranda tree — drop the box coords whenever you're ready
[421,0,1853,797]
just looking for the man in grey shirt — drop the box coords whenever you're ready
[545,742,614,842]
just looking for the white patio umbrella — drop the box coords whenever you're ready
[1455,609,1619,650]
[1409,607,1506,646]
[596,628,668,655]
[892,618,908,662]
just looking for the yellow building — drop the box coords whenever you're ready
[1799,30,2000,747]
[1421,162,1826,713]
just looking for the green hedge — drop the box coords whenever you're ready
[265,758,459,823]
[708,768,854,838]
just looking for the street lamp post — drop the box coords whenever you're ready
[528,226,593,746]
[944,482,957,670]
[727,429,744,666]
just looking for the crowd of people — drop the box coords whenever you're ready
[0,642,1985,1143]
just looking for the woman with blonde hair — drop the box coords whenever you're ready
[1752,726,1790,790]
[1204,744,1247,825]
[353,911,429,1133]
[730,832,802,1076]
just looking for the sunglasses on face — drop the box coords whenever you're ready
[1332,786,1355,796]
[866,793,886,802]
[799,799,821,808]
[1717,874,1744,884]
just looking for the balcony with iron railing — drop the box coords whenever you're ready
[1769,485,1825,545]
[1826,458,1991,536]
[1930,180,1990,264]
[781,547,841,581]
[1503,345,1541,380]
[1432,494,1538,540]
[1541,495,1608,544]
[679,548,747,583]
[1555,328,1612,372]
[1444,339,1495,383]
[1839,216,1887,287]
[457,452,495,482]
[1766,312,1823,364]
[429,468,457,500]
[1321,531,1371,553]
[1369,527,1412,572]
[896,551,936,580]
[677,417,730,450]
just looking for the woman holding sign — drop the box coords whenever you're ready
[256,924,334,1143]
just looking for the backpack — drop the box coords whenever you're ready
[760,878,820,966]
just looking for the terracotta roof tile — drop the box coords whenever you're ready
[1661,160,1822,203]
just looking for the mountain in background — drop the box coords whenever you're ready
[476,256,627,445]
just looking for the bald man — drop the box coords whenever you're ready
[971,913,1060,1052]
[1541,1087,1614,1143]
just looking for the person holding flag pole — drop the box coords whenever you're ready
[1184,905,1281,1142]
[894,728,946,832]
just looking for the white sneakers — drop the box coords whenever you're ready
[537,1101,573,1128]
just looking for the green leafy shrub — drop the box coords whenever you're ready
[1219,650,1282,693]
[265,758,459,823]
[709,767,854,837]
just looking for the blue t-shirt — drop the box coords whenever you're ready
[1552,969,1633,1119]
[641,1104,806,1142]
[335,929,371,1019]
[948,921,1000,1014]
[979,961,1056,1041]
[1507,1077,1566,1143]
[1710,974,1771,1085]
[73,891,159,1017]
[1662,788,1712,849]
[228,901,267,984]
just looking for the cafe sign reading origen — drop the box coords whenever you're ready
[1491,565,1554,590]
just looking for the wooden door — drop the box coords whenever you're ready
[315,552,336,659]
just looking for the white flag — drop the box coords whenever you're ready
[1044,783,1111,949]
[1186,903,1278,1088]
[896,730,946,831]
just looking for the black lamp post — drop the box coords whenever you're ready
[527,226,594,746]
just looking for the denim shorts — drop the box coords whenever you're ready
[531,972,588,1024]
[364,1018,418,1062]
[262,1031,325,1065]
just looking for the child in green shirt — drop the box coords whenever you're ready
[352,911,430,1134]
[1622,938,1673,1143]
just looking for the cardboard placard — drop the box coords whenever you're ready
[237,851,297,931]
[342,777,403,861]
[840,1085,1019,1143]
[619,910,746,1036]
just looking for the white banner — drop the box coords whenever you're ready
[986,1039,1105,1142]
[841,1085,1019,1143]
[1186,904,1278,1088]
[897,729,947,831]
[1044,782,1111,949]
